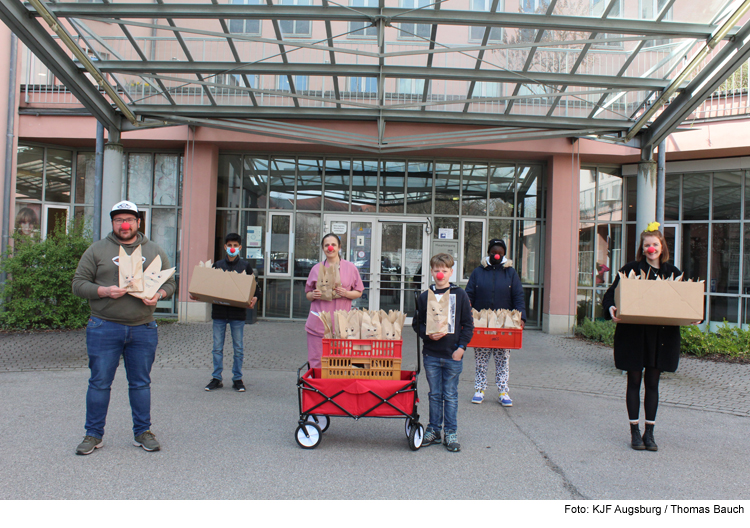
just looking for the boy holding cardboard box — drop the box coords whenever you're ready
[200,233,260,392]
[412,253,473,452]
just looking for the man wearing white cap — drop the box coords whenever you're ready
[72,201,176,455]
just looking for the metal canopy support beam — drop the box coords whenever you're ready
[321,0,341,110]
[420,2,440,110]
[211,0,258,107]
[462,0,500,113]
[42,5,733,39]
[94,61,672,90]
[266,0,299,108]
[641,18,750,148]
[0,0,121,130]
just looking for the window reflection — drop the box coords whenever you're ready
[597,169,622,222]
[462,164,488,216]
[76,152,96,205]
[16,145,44,200]
[407,162,433,214]
[295,213,320,277]
[711,223,740,294]
[579,169,596,222]
[681,223,708,283]
[517,165,542,219]
[517,220,540,285]
[435,163,460,215]
[269,158,295,210]
[45,149,72,203]
[712,172,742,220]
[297,159,323,211]
[324,159,351,212]
[127,153,153,205]
[217,155,241,208]
[243,157,268,209]
[241,210,266,272]
[380,161,406,213]
[351,160,378,212]
[578,223,594,286]
[683,173,710,221]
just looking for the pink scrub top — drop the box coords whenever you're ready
[305,259,365,337]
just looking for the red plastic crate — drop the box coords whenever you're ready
[467,328,523,349]
[321,338,403,380]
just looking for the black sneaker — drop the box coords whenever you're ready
[233,380,246,392]
[75,435,103,455]
[444,432,461,452]
[422,429,442,446]
[205,378,223,391]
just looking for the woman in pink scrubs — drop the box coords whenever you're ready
[305,233,364,369]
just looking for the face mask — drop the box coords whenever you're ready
[493,254,501,261]
[226,247,240,258]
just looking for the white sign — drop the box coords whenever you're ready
[331,222,347,235]
[432,240,459,282]
[246,247,262,259]
[246,226,262,247]
[438,228,454,239]
[357,235,364,246]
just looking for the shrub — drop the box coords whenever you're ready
[0,219,92,330]
[574,317,615,347]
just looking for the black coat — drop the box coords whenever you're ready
[602,260,683,373]
[211,257,260,321]
[465,260,527,321]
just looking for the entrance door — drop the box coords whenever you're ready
[324,215,429,315]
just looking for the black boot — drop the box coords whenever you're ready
[642,423,658,451]
[630,423,645,450]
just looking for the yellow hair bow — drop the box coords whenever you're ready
[645,221,660,232]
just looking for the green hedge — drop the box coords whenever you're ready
[575,318,750,361]
[0,220,92,330]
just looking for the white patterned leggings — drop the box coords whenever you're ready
[473,348,510,393]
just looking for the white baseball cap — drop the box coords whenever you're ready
[110,200,140,219]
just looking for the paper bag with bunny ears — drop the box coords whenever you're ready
[426,289,449,335]
[119,245,144,293]
[342,310,361,339]
[316,311,334,339]
[361,311,382,339]
[316,264,342,301]
[381,317,397,340]
[129,255,176,299]
[333,310,349,338]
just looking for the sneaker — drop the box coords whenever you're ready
[205,378,223,391]
[233,380,246,392]
[471,390,484,404]
[444,432,461,452]
[499,392,513,407]
[75,435,102,455]
[133,431,160,452]
[422,429,442,447]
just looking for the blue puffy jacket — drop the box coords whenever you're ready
[465,257,527,321]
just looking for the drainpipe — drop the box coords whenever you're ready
[1,33,18,290]
[656,140,666,227]
[93,121,104,241]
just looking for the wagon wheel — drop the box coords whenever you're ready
[307,414,330,433]
[404,417,412,439]
[295,422,322,449]
[408,422,424,451]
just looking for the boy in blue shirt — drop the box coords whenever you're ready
[412,253,474,452]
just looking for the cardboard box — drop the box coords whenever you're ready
[614,278,704,326]
[188,263,256,308]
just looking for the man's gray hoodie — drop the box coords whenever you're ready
[72,232,176,326]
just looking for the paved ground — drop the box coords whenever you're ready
[1,321,749,500]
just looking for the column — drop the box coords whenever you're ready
[542,154,579,335]
[636,157,657,240]
[179,139,219,322]
[99,128,124,238]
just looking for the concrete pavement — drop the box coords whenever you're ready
[0,321,748,499]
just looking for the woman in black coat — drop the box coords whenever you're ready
[465,239,526,407]
[602,225,687,452]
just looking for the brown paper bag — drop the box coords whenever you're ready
[426,290,449,335]
[316,264,342,301]
[342,310,361,339]
[129,255,176,300]
[119,245,144,293]
[316,311,333,339]
[361,311,381,339]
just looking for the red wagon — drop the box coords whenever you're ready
[295,337,425,450]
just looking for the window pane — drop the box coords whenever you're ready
[380,223,403,312]
[74,205,94,232]
[462,163,488,216]
[576,288,593,324]
[525,288,539,326]
[713,171,742,220]
[324,159,350,211]
[406,161,432,214]
[517,220,541,285]
[626,176,637,221]
[435,163,460,215]
[44,149,72,203]
[270,214,291,273]
[243,157,268,209]
[517,165,542,218]
[709,296,738,328]
[681,223,708,283]
[295,213,320,277]
[682,173,710,221]
[269,158,295,209]
[434,217,458,240]
[596,223,621,287]
[265,279,291,317]
[127,153,153,205]
[75,152,95,204]
[293,280,312,318]
[462,221,484,280]
[217,155,242,208]
[489,219,512,251]
[711,223,740,294]
[296,159,323,211]
[579,169,596,222]
[380,161,406,213]
[16,145,44,200]
[597,169,622,222]
[665,173,680,221]
[153,154,179,206]
[214,210,239,262]
[351,160,378,212]
[578,222,594,286]
[405,223,424,307]
[151,208,177,267]
[241,210,266,272]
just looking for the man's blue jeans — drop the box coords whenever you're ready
[423,354,463,434]
[212,319,245,381]
[85,317,158,439]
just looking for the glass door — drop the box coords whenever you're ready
[460,218,486,281]
[267,212,293,277]
[325,216,377,311]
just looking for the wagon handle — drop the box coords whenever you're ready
[413,289,422,375]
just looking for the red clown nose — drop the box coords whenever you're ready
[646,247,657,254]
[327,245,334,252]
[436,272,445,280]
[493,254,500,260]
[121,223,131,231]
